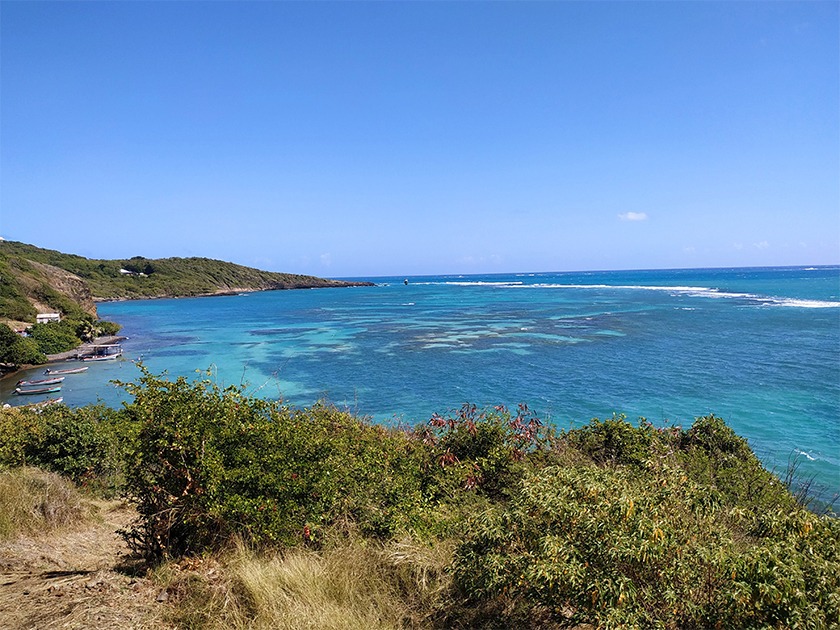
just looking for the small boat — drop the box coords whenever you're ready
[80,344,123,361]
[81,352,122,362]
[15,386,62,395]
[17,376,65,387]
[44,366,89,375]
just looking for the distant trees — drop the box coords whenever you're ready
[123,257,155,276]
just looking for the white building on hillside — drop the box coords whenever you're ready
[36,313,61,324]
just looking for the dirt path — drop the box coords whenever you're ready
[0,501,171,629]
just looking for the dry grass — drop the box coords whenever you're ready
[0,468,173,629]
[0,467,94,539]
[165,537,454,630]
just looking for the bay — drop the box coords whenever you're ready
[3,265,839,503]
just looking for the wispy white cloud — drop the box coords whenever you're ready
[320,253,332,266]
[618,212,648,222]
[753,241,770,250]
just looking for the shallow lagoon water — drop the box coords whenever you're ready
[3,266,839,502]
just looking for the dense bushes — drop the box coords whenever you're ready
[0,403,130,494]
[0,370,837,627]
[26,320,83,354]
[0,324,47,366]
[116,371,564,559]
[451,463,839,628]
[119,368,434,557]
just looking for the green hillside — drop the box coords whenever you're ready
[0,241,370,319]
[0,241,371,368]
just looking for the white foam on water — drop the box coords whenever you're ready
[795,449,818,461]
[505,283,753,300]
[443,280,525,287]
[769,298,840,309]
[497,283,839,308]
[415,279,837,308]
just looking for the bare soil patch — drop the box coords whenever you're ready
[0,500,171,629]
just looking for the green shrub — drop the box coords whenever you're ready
[119,367,432,558]
[0,323,46,365]
[416,403,555,510]
[677,415,797,511]
[96,319,122,336]
[0,403,130,495]
[451,420,840,629]
[26,320,82,354]
[563,413,655,468]
[0,406,43,468]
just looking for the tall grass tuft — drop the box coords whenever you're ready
[0,467,93,539]
[167,537,453,630]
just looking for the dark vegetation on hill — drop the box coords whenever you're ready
[0,367,836,629]
[0,241,370,368]
[0,240,371,305]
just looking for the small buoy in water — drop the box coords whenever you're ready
[404,279,408,285]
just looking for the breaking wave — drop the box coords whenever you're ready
[418,280,839,308]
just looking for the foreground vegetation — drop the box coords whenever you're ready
[0,370,837,629]
[0,467,95,540]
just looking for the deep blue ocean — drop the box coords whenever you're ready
[4,266,839,503]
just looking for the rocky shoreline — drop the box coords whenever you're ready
[90,281,376,303]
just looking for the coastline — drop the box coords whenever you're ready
[44,335,128,362]
[0,335,128,382]
[90,281,376,303]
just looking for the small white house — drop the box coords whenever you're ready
[36,313,61,324]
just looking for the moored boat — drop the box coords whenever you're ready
[17,376,65,387]
[79,344,123,361]
[15,386,62,395]
[44,366,89,375]
[81,352,122,362]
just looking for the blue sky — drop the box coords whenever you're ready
[1,2,837,277]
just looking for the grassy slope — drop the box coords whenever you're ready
[0,241,370,321]
[0,254,94,323]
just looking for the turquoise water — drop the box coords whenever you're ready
[3,266,839,502]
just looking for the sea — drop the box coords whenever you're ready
[3,266,839,504]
